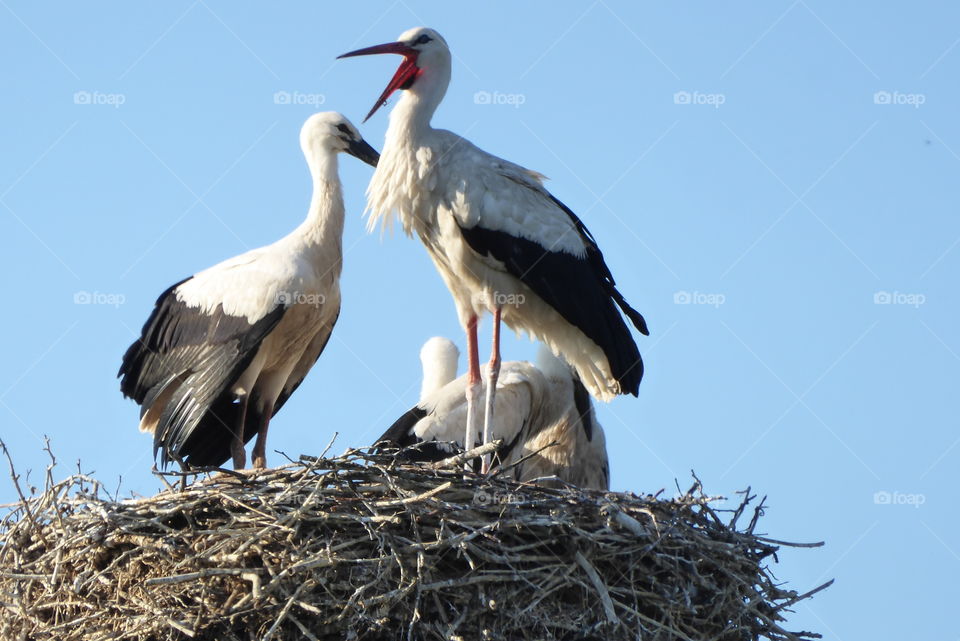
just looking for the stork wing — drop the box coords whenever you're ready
[270,307,341,417]
[175,247,295,321]
[182,308,340,469]
[119,275,286,467]
[451,163,648,395]
[375,364,540,467]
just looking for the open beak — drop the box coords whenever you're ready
[345,136,380,168]
[338,42,420,122]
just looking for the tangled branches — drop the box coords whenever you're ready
[0,444,829,640]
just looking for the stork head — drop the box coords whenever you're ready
[338,27,450,122]
[419,336,459,401]
[299,111,380,167]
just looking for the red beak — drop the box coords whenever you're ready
[338,42,421,122]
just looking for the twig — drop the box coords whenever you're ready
[431,440,502,469]
[144,568,262,586]
[575,551,621,626]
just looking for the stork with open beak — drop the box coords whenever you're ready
[339,28,648,472]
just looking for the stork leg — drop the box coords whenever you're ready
[231,393,249,470]
[251,399,275,470]
[464,314,482,473]
[481,306,502,474]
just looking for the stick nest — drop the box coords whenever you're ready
[0,445,829,641]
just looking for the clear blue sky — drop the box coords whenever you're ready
[1,2,957,637]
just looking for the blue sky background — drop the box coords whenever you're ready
[1,2,958,637]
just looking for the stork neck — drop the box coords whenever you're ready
[420,355,458,401]
[387,66,450,140]
[298,153,345,249]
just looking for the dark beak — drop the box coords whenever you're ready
[338,41,420,122]
[337,41,416,59]
[345,137,380,168]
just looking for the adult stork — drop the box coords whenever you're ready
[339,28,648,470]
[378,338,610,490]
[119,112,379,470]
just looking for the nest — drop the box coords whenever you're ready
[0,441,830,641]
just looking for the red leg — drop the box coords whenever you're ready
[481,306,502,473]
[465,315,481,472]
[467,314,481,383]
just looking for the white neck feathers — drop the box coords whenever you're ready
[419,337,460,401]
[298,152,345,250]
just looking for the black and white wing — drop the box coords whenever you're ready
[119,260,288,467]
[376,363,540,469]
[445,152,648,397]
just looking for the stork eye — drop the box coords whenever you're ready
[335,123,355,139]
[413,34,432,46]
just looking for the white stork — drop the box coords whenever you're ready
[119,112,379,470]
[339,28,648,470]
[378,337,610,490]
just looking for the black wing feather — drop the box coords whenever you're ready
[376,406,428,451]
[547,195,648,336]
[458,209,647,396]
[571,377,594,441]
[375,406,470,464]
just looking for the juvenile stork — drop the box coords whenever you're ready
[378,338,610,490]
[339,28,648,469]
[119,112,379,470]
